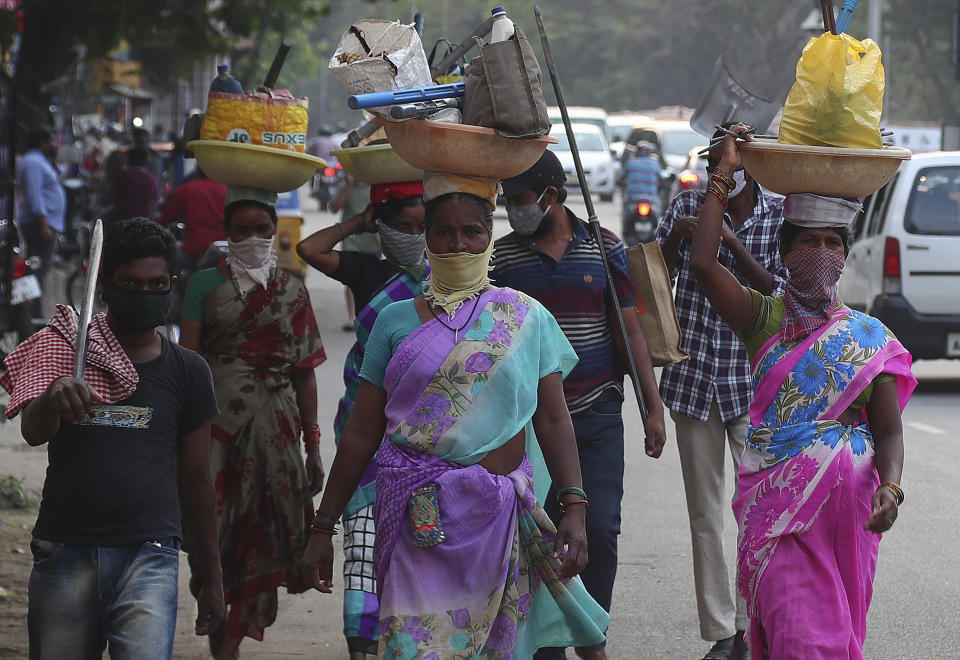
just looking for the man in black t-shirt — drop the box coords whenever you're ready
[15,218,223,659]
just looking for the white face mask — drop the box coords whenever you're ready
[228,235,276,289]
[729,169,748,199]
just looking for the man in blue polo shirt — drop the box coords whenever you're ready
[492,150,666,659]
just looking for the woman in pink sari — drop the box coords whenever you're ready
[688,126,917,659]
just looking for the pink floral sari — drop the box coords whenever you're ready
[734,308,916,659]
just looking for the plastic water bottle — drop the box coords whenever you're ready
[490,6,515,42]
[209,65,243,94]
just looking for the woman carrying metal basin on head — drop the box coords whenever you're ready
[302,172,610,659]
[688,125,917,660]
[179,186,327,660]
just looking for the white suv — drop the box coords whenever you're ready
[839,151,960,359]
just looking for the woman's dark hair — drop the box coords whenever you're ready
[223,200,278,228]
[424,193,494,234]
[375,195,423,225]
[779,221,851,257]
[102,217,177,279]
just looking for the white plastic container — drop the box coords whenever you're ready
[490,6,515,42]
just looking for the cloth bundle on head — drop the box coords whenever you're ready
[422,171,500,209]
[370,180,424,204]
[225,185,278,208]
[783,193,861,228]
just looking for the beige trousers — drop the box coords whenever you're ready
[672,402,750,641]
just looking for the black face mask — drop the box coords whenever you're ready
[101,285,172,332]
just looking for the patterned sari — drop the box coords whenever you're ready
[371,287,609,659]
[197,268,326,640]
[734,307,916,659]
[334,264,428,654]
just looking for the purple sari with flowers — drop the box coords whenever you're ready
[369,287,609,659]
[733,306,916,659]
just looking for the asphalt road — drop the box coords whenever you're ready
[2,193,957,658]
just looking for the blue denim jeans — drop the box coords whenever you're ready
[28,537,180,660]
[535,395,624,657]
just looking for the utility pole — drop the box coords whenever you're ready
[868,0,882,40]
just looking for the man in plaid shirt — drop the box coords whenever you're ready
[655,130,787,660]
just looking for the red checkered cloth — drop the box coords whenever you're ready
[0,305,139,419]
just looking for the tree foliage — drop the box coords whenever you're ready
[311,0,959,129]
[5,0,957,139]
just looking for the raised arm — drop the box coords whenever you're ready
[689,131,755,331]
[720,224,777,295]
[295,204,373,275]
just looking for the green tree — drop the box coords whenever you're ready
[4,0,336,136]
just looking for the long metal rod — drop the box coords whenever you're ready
[534,6,648,422]
[73,218,104,379]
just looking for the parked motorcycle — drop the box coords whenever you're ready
[0,218,42,352]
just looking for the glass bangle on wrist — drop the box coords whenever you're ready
[879,482,904,505]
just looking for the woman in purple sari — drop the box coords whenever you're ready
[688,127,917,659]
[303,173,609,659]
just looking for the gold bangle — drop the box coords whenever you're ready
[879,482,904,506]
[712,167,736,190]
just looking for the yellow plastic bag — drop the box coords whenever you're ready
[200,92,309,152]
[779,33,884,149]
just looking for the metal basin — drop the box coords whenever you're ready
[332,143,423,185]
[375,118,558,179]
[187,140,326,193]
[739,139,911,198]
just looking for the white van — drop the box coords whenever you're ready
[839,151,960,359]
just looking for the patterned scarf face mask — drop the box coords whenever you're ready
[376,219,425,267]
[781,247,846,341]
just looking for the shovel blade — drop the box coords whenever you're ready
[690,56,786,138]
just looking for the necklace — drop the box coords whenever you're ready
[427,295,482,342]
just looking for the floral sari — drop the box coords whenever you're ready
[734,307,916,659]
[197,268,326,640]
[335,264,428,654]
[371,287,609,659]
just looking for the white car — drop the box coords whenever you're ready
[839,151,960,359]
[548,123,616,202]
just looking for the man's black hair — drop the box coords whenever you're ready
[102,217,177,280]
[424,193,494,234]
[26,126,52,150]
[223,200,278,228]
[375,195,423,225]
[778,221,851,257]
